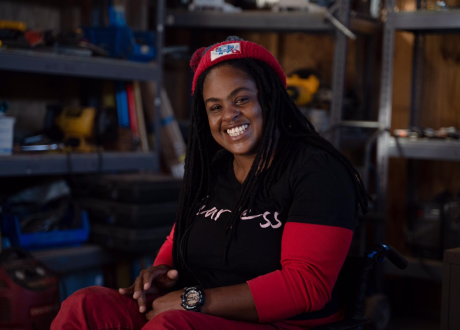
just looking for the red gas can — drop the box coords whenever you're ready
[0,248,60,330]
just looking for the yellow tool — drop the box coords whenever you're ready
[0,20,27,31]
[55,107,97,152]
[286,70,321,107]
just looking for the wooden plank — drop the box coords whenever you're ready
[125,0,149,30]
[59,0,81,32]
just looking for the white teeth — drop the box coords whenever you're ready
[227,124,249,137]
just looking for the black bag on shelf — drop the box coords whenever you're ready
[78,197,177,228]
[77,173,182,203]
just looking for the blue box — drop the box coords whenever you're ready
[82,26,156,62]
[2,211,90,250]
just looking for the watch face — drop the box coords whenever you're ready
[186,290,200,307]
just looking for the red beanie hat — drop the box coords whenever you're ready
[190,37,286,94]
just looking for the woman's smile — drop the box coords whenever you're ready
[225,124,249,138]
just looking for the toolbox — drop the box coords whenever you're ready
[78,173,182,203]
[90,223,171,252]
[79,197,177,228]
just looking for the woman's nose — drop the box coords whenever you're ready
[222,105,241,122]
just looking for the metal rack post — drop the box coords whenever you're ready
[329,0,351,147]
[376,0,396,216]
[154,0,165,173]
[375,0,397,292]
[406,0,426,242]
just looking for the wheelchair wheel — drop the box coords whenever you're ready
[365,294,391,330]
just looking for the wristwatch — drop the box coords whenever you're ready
[180,286,205,312]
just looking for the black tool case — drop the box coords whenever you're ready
[79,198,177,227]
[90,223,172,252]
[78,173,182,203]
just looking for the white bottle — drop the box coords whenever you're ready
[0,113,15,156]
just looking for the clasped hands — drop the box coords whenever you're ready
[118,265,182,320]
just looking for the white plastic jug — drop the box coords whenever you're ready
[0,115,15,155]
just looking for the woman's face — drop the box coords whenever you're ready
[202,65,263,158]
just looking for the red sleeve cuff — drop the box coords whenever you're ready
[247,270,300,322]
[247,222,352,323]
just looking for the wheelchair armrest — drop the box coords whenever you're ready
[310,317,370,330]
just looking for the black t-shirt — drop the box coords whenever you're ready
[184,142,357,289]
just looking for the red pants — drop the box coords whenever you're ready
[51,286,309,330]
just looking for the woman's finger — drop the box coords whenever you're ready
[137,290,147,313]
[167,269,178,280]
[161,269,179,289]
[148,268,170,292]
[132,272,144,299]
[118,285,134,295]
[143,269,157,291]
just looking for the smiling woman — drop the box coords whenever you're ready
[52,36,372,330]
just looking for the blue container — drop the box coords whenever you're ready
[2,211,90,250]
[82,26,156,62]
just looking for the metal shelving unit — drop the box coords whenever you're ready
[376,2,460,276]
[0,48,159,81]
[165,10,379,34]
[393,9,460,31]
[0,152,159,177]
[388,138,460,161]
[0,0,166,177]
[165,3,380,147]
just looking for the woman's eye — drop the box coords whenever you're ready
[209,105,221,112]
[236,98,249,104]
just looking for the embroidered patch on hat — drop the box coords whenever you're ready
[210,42,241,61]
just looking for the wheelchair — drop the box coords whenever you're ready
[311,244,408,330]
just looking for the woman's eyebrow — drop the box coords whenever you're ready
[204,87,254,105]
[204,97,221,105]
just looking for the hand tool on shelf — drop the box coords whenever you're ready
[286,69,321,107]
[54,107,98,152]
[393,126,460,140]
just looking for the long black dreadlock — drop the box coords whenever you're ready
[172,57,371,287]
